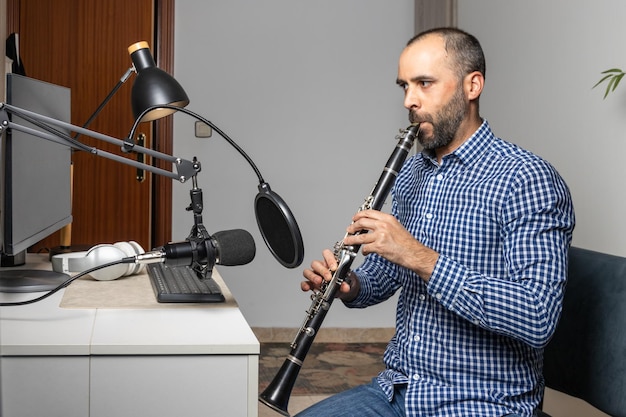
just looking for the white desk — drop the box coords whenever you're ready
[0,256,259,417]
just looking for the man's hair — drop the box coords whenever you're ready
[407,27,486,81]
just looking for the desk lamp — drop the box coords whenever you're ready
[72,41,189,137]
[128,41,189,121]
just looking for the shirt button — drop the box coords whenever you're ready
[425,213,433,219]
[413,335,421,342]
[435,293,443,300]
[419,294,426,301]
[436,174,444,181]
[413,374,420,380]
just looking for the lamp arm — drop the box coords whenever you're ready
[0,102,200,183]
[75,66,135,140]
[128,104,265,184]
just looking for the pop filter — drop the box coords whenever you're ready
[255,182,304,269]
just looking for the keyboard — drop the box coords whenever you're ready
[146,263,225,303]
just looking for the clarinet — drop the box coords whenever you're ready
[259,123,420,416]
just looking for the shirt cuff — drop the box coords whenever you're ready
[426,254,468,310]
[343,270,372,308]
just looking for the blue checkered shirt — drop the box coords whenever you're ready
[347,120,575,417]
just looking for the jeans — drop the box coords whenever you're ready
[293,378,528,417]
[294,378,406,417]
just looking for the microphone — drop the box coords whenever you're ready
[135,229,256,269]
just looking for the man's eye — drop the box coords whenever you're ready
[420,80,432,87]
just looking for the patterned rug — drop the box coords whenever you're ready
[259,342,387,395]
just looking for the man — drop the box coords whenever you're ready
[298,27,575,417]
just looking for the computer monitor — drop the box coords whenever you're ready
[0,74,73,292]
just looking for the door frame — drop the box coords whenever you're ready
[153,0,175,248]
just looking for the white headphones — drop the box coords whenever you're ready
[51,241,145,281]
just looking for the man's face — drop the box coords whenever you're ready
[397,35,468,152]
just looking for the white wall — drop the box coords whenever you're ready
[173,1,415,328]
[457,1,626,258]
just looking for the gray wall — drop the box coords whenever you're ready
[173,0,626,330]
[457,1,626,258]
[173,1,415,328]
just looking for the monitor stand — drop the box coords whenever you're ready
[0,251,70,293]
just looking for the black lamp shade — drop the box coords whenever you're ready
[128,41,190,122]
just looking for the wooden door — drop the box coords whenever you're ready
[7,0,174,252]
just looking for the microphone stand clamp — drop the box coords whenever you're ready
[184,164,213,279]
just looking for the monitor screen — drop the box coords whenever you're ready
[0,74,72,292]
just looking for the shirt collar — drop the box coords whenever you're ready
[420,119,494,168]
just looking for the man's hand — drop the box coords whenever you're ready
[343,210,439,282]
[301,249,359,301]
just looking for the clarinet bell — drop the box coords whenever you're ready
[259,358,303,416]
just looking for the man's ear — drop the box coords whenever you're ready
[465,71,484,100]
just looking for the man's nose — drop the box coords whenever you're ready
[404,87,419,109]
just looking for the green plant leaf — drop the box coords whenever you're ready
[611,73,625,91]
[594,68,626,98]
[602,68,624,74]
[593,73,614,89]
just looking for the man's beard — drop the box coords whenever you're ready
[409,86,467,151]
